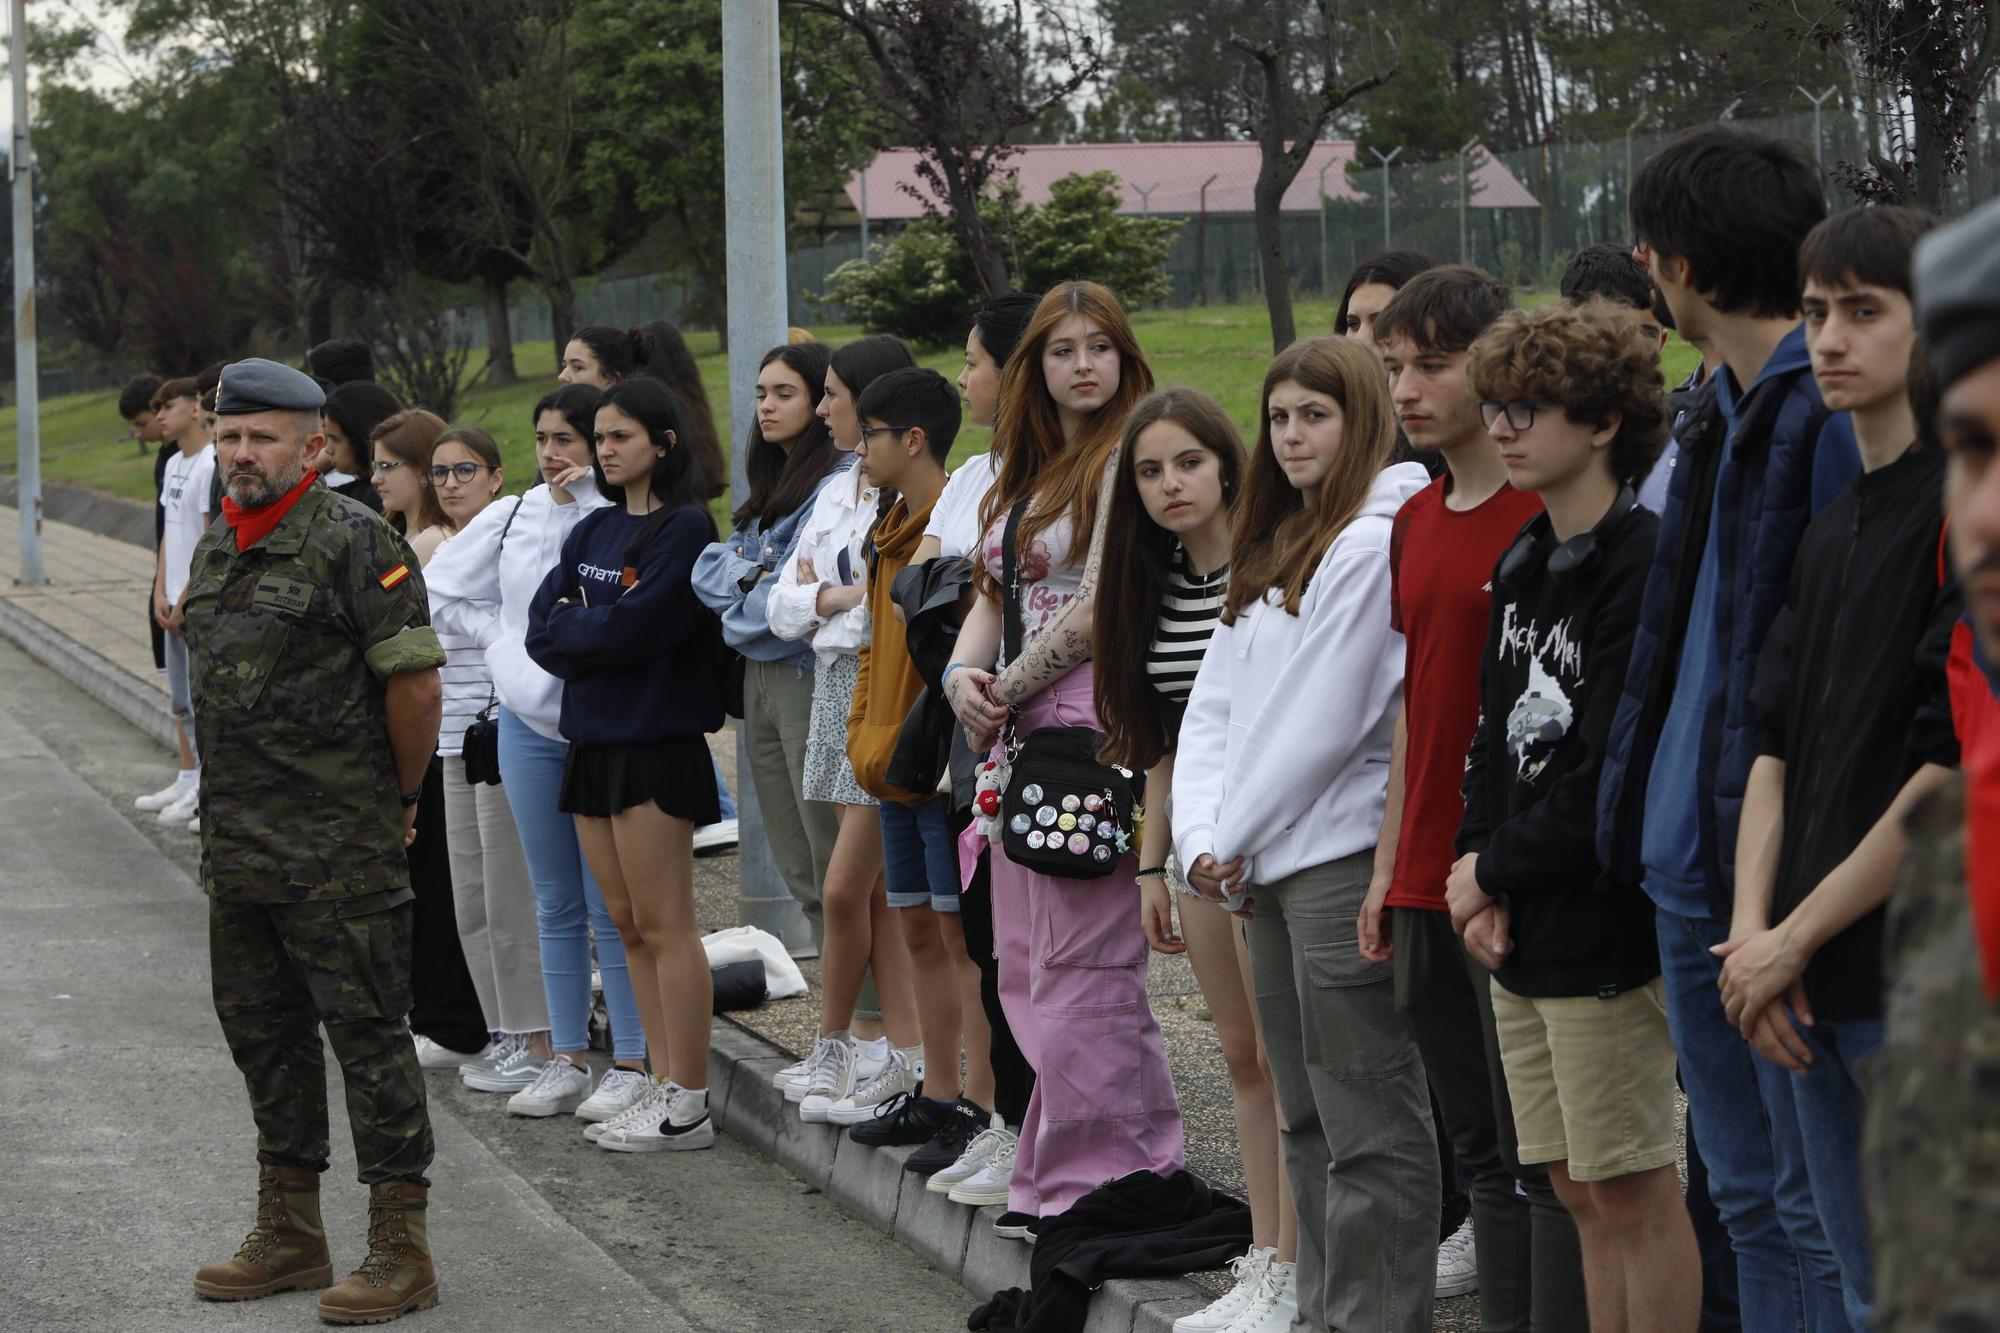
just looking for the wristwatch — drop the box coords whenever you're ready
[401,784,424,808]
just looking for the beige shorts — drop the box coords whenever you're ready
[1489,976,1679,1183]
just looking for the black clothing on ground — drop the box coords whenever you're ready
[1458,497,1662,998]
[968,1169,1253,1333]
[405,756,488,1053]
[1752,448,1960,1022]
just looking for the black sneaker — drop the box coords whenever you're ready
[993,1211,1041,1242]
[903,1097,992,1175]
[847,1090,952,1147]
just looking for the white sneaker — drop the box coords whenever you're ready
[1435,1216,1478,1298]
[413,1034,485,1070]
[772,1058,809,1095]
[458,1031,523,1080]
[929,1125,1009,1195]
[946,1131,1017,1206]
[597,1084,715,1152]
[1175,1246,1274,1332]
[825,1047,919,1127]
[692,818,739,855]
[508,1057,592,1117]
[462,1033,542,1092]
[576,1067,652,1124]
[157,787,199,825]
[135,779,189,812]
[1221,1260,1297,1333]
[583,1079,664,1142]
[796,1035,857,1121]
[181,808,202,833]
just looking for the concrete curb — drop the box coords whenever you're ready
[706,1018,1214,1333]
[0,597,175,748]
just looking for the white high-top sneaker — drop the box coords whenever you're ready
[1173,1247,1273,1332]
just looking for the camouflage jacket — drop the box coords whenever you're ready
[182,482,445,904]
[1866,776,2000,1330]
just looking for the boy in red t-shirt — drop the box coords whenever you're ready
[1362,266,1584,1323]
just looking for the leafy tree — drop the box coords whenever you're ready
[785,0,1103,297]
[1807,0,2000,209]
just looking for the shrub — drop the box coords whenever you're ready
[819,172,1183,345]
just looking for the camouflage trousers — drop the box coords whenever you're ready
[1866,779,2000,1330]
[209,892,435,1185]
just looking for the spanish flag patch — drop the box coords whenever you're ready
[378,562,412,591]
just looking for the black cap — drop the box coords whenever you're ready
[214,358,328,416]
[1915,195,2000,389]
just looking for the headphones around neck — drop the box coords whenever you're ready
[1497,485,1639,589]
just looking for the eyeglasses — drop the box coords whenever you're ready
[1478,399,1548,432]
[857,424,910,447]
[370,459,408,474]
[429,461,492,485]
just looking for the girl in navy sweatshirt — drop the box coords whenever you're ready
[527,376,723,1153]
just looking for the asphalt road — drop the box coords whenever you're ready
[0,635,975,1333]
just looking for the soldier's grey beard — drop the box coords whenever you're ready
[227,456,305,509]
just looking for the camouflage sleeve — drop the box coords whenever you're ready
[337,515,447,680]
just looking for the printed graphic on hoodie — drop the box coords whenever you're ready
[1498,603,1581,783]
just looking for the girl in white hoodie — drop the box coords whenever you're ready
[1174,336,1437,1331]
[767,335,926,1125]
[424,384,654,1134]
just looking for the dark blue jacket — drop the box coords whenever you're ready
[1596,328,1859,916]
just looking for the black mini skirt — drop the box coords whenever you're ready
[559,735,723,824]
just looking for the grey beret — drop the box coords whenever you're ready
[1914,194,2000,389]
[215,357,327,415]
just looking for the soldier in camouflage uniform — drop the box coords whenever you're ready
[1869,194,2000,1329]
[180,359,448,1325]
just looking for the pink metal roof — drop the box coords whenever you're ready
[843,140,1539,220]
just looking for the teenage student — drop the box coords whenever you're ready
[421,426,557,1092]
[913,291,1041,1207]
[425,384,655,1130]
[1337,250,1435,342]
[370,410,453,564]
[1365,266,1588,1327]
[694,344,849,973]
[554,321,738,849]
[942,281,1184,1242]
[769,335,922,1124]
[136,378,214,833]
[527,376,725,1152]
[318,381,396,513]
[1094,387,1300,1333]
[844,367,1003,1169]
[1600,124,1859,1332]
[1450,303,1692,1331]
[1716,205,1956,1331]
[1175,335,1434,1331]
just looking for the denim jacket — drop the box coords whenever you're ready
[692,457,851,668]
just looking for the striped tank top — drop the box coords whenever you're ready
[1145,547,1228,703]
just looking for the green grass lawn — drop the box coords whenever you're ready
[0,297,1702,512]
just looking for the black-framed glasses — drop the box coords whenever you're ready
[429,461,493,485]
[1479,399,1548,432]
[857,424,910,446]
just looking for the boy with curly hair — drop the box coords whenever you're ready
[1446,302,1698,1331]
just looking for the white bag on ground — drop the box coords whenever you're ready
[701,926,808,1000]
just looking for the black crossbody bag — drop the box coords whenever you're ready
[996,502,1138,879]
[460,495,524,786]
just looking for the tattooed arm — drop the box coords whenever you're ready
[989,450,1119,707]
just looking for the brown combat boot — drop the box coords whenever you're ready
[193,1164,334,1301]
[316,1180,439,1325]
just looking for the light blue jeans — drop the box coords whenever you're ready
[711,756,737,821]
[496,707,644,1061]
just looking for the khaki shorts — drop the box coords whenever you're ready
[1489,976,1679,1183]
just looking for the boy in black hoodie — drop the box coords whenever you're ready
[1715,204,1958,1331]
[1446,303,1694,1330]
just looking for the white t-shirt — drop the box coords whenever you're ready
[925,452,1000,559]
[980,508,1083,641]
[159,443,217,602]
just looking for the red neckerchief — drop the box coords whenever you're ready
[221,469,319,552]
